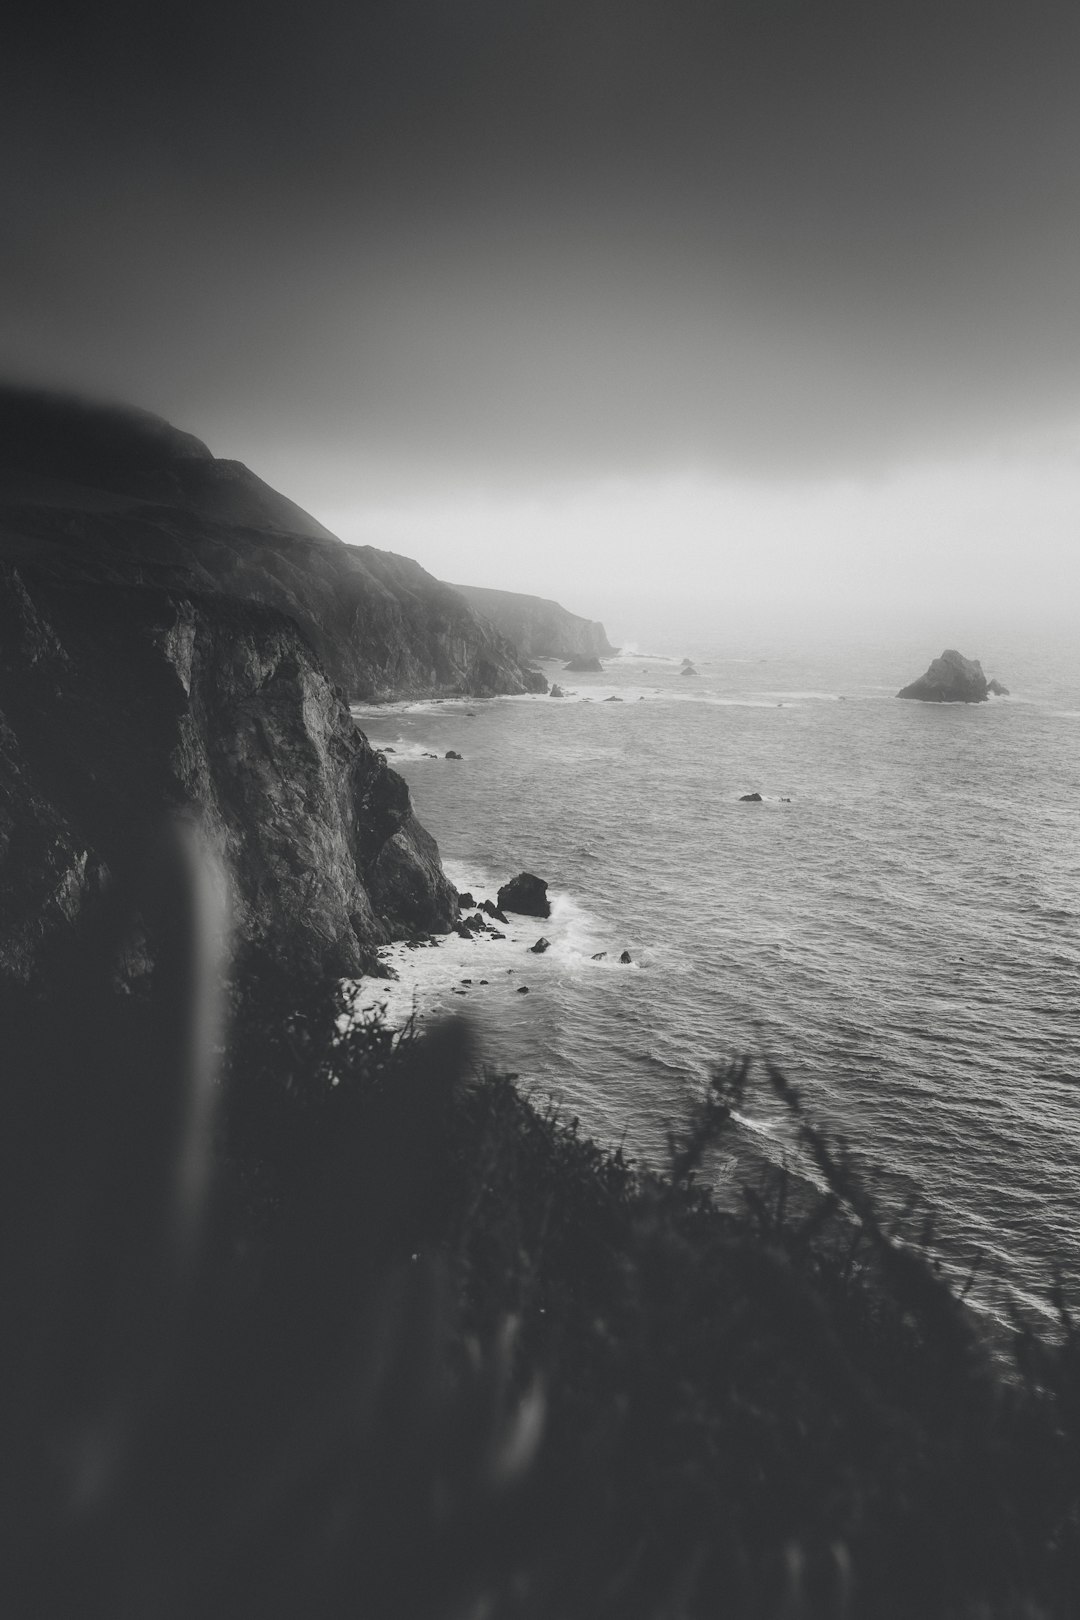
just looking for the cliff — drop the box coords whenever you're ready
[447,582,616,661]
[0,386,546,702]
[0,561,457,987]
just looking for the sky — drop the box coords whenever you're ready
[3,0,1079,642]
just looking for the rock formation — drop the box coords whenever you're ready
[564,656,604,673]
[497,872,551,919]
[897,650,994,704]
[0,564,457,988]
[0,385,546,703]
[448,582,616,661]
[987,678,1010,697]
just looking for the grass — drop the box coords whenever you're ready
[3,944,1080,1618]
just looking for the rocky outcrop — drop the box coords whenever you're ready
[497,872,551,919]
[565,656,604,673]
[0,385,545,703]
[448,582,616,661]
[987,678,1010,697]
[0,563,456,988]
[897,650,994,704]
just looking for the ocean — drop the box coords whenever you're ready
[352,630,1080,1328]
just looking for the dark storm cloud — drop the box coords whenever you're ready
[4,1,1080,482]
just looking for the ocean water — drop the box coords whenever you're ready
[352,632,1080,1326]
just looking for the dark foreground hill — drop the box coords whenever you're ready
[449,581,616,662]
[0,386,546,702]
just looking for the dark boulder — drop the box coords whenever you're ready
[897,649,990,703]
[619,950,632,964]
[457,892,475,910]
[988,678,1010,696]
[529,937,551,954]
[591,951,607,961]
[445,749,462,759]
[516,985,530,994]
[740,792,763,802]
[549,683,566,698]
[497,871,551,919]
[481,898,509,923]
[464,913,486,932]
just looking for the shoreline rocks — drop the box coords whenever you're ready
[497,871,551,919]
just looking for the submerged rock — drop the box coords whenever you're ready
[516,984,530,994]
[740,792,763,802]
[897,649,990,703]
[497,871,551,919]
[680,663,698,677]
[591,951,607,961]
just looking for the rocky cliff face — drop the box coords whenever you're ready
[0,563,457,988]
[448,583,616,662]
[0,386,545,702]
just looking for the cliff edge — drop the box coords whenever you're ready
[448,582,616,662]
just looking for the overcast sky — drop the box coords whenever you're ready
[4,0,1079,639]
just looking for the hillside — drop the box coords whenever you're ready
[448,581,616,661]
[0,387,547,702]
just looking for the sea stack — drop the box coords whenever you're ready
[897,649,992,704]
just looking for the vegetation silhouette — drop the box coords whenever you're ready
[2,822,1079,1618]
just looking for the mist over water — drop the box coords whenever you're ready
[354,631,1080,1325]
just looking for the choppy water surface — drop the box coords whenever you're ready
[352,632,1080,1324]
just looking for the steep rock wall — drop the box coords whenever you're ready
[0,564,456,987]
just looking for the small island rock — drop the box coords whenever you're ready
[529,937,551,954]
[564,655,604,672]
[897,649,990,703]
[497,871,551,919]
[445,749,463,759]
[740,792,763,802]
[549,683,566,698]
[987,678,1010,696]
[680,663,698,677]
[619,950,632,964]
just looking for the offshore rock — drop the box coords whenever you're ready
[740,792,764,802]
[564,655,604,673]
[0,564,456,988]
[897,649,990,703]
[681,663,698,677]
[549,683,566,698]
[988,678,1010,696]
[497,872,551,919]
[529,937,551,954]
